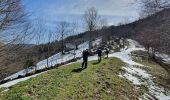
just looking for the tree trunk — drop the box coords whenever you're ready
[61,34,64,55]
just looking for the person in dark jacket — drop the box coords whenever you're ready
[82,49,91,69]
[97,49,102,62]
[105,48,109,58]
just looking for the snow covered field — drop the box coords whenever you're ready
[0,38,170,100]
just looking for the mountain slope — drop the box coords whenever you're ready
[2,8,170,80]
[0,58,145,100]
[0,39,169,100]
[108,9,170,54]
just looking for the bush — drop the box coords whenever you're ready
[24,59,35,67]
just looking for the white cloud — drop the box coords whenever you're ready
[25,0,140,28]
[33,0,139,17]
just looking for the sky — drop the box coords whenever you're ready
[22,0,141,43]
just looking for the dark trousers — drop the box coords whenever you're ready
[106,53,108,58]
[98,56,101,62]
[82,59,88,69]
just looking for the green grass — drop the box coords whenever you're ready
[0,58,144,100]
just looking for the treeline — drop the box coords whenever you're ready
[105,8,170,58]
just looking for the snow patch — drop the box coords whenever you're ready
[109,39,145,66]
[3,41,89,81]
[0,72,46,88]
[155,52,170,64]
[116,39,170,100]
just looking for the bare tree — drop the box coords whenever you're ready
[46,32,53,68]
[0,0,31,57]
[24,58,35,74]
[70,22,79,59]
[34,19,46,70]
[56,21,70,55]
[98,18,109,46]
[0,0,38,79]
[139,0,170,17]
[98,18,108,30]
[138,0,170,57]
[0,0,26,30]
[84,7,99,49]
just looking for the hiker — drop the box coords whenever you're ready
[97,49,102,62]
[105,48,109,58]
[82,49,91,69]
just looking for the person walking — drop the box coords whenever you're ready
[105,48,109,58]
[82,49,91,69]
[97,49,102,62]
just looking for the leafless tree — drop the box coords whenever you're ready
[0,0,31,57]
[138,0,170,57]
[0,0,26,30]
[98,18,108,30]
[70,22,79,59]
[139,0,170,17]
[46,31,54,68]
[35,20,45,45]
[97,18,109,47]
[56,21,70,55]
[33,19,46,70]
[84,7,99,49]
[24,58,35,74]
[0,0,32,78]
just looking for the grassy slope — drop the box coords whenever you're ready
[136,59,170,90]
[0,58,144,100]
[132,50,170,90]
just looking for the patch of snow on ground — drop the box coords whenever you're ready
[109,39,145,66]
[115,39,170,100]
[155,52,170,64]
[123,66,150,79]
[3,41,89,81]
[0,72,46,88]
[119,71,141,85]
